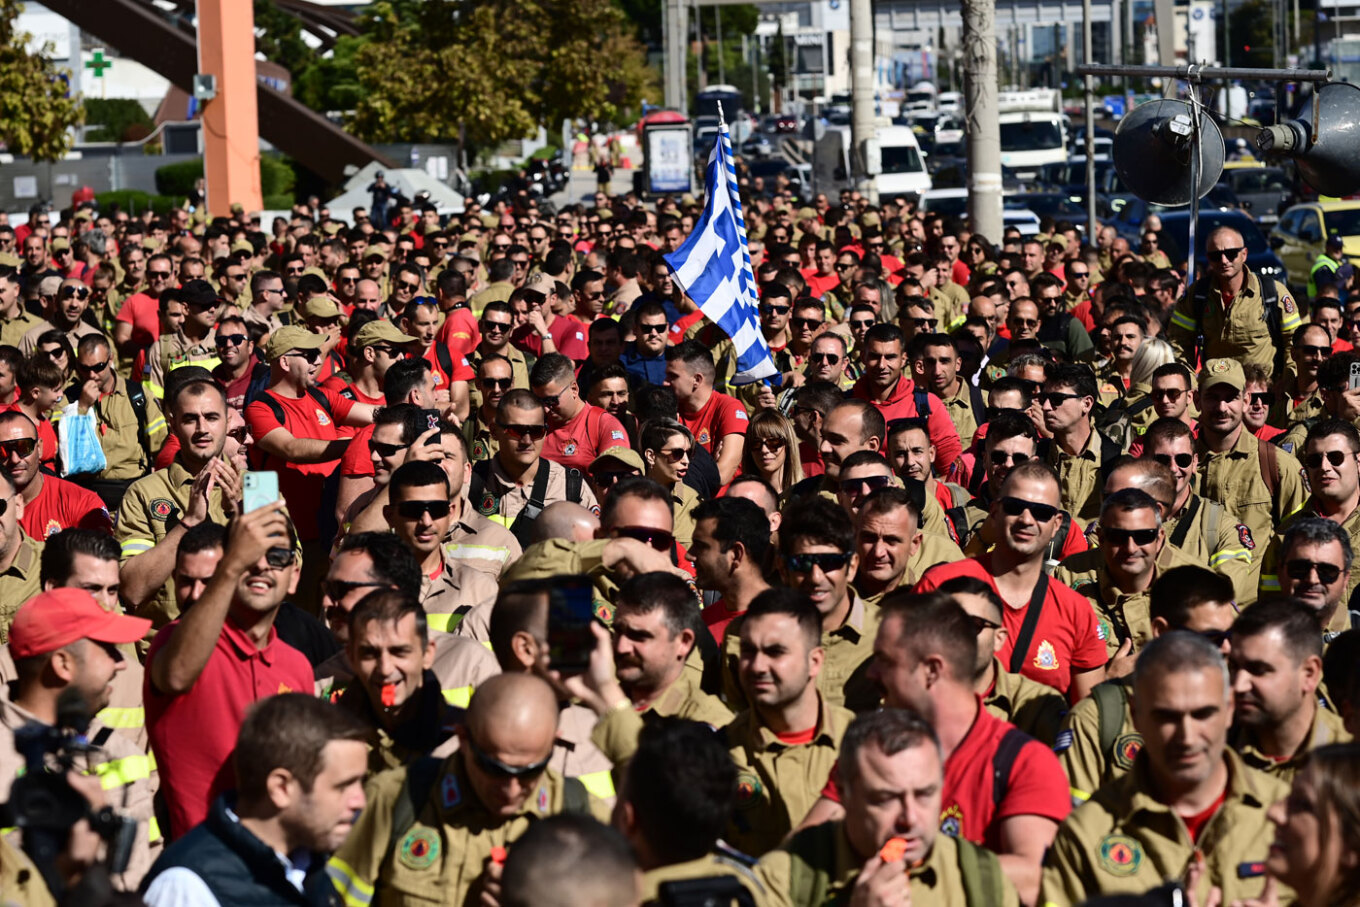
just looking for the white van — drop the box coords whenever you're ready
[812,124,932,197]
[997,89,1067,180]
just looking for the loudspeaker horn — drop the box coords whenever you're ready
[1112,99,1224,207]
[1257,82,1360,198]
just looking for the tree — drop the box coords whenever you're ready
[0,0,83,161]
[348,0,656,150]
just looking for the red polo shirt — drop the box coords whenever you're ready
[511,315,588,362]
[851,376,962,474]
[820,698,1069,849]
[423,343,475,397]
[542,403,628,473]
[20,474,113,539]
[679,390,749,455]
[913,554,1107,696]
[244,386,356,541]
[145,616,312,839]
[340,424,377,479]
[437,306,481,358]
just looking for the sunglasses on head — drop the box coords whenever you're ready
[999,496,1060,522]
[466,736,551,780]
[396,499,451,520]
[612,526,674,551]
[1305,450,1350,470]
[785,552,852,573]
[0,438,36,459]
[498,421,547,441]
[1103,527,1159,546]
[1152,452,1194,469]
[1284,559,1343,585]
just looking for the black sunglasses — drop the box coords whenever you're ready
[809,352,840,366]
[265,547,296,569]
[989,450,1030,467]
[288,348,322,364]
[791,317,824,330]
[760,304,791,315]
[1208,247,1244,261]
[612,526,674,552]
[637,323,668,335]
[466,736,551,780]
[76,360,109,374]
[999,496,1060,523]
[839,475,892,495]
[1304,450,1350,470]
[1103,527,1159,546]
[0,438,36,459]
[370,440,405,459]
[480,320,512,334]
[215,334,248,348]
[396,499,452,520]
[60,286,90,299]
[785,552,852,573]
[1284,559,1343,585]
[1152,452,1194,469]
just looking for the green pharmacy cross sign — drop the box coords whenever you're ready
[85,49,112,77]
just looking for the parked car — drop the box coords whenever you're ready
[740,133,776,158]
[1219,164,1294,224]
[1270,201,1360,292]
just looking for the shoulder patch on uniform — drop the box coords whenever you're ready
[477,491,498,516]
[1283,294,1296,314]
[1098,834,1144,876]
[1280,441,1295,454]
[398,824,441,870]
[1237,523,1255,550]
[939,804,964,838]
[440,773,462,809]
[150,499,174,520]
[1209,359,1231,374]
[735,772,764,810]
[1053,729,1074,753]
[1112,733,1144,770]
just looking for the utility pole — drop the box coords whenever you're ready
[850,0,878,203]
[1084,0,1097,234]
[664,0,687,111]
[963,0,1003,241]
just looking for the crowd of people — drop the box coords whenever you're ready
[0,179,1358,907]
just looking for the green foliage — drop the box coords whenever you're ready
[95,190,177,216]
[349,0,657,150]
[253,0,313,78]
[1226,0,1275,67]
[293,34,366,113]
[155,155,296,201]
[0,0,83,162]
[83,98,153,143]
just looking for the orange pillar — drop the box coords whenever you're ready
[197,0,262,216]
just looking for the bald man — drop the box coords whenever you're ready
[532,501,600,545]
[1167,225,1300,379]
[329,674,610,907]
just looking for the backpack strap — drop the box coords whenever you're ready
[968,382,988,428]
[945,505,969,547]
[435,343,454,381]
[1093,681,1129,760]
[991,727,1030,808]
[565,466,584,505]
[1257,436,1280,501]
[261,392,286,426]
[956,837,1008,907]
[1204,499,1222,560]
[1097,433,1123,486]
[383,756,442,872]
[306,386,334,416]
[1259,277,1285,377]
[785,821,839,907]
[914,389,931,420]
[508,462,557,546]
[1008,573,1049,674]
[1168,494,1202,551]
[126,380,152,464]
[562,776,589,815]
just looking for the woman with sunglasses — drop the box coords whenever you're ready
[737,410,803,498]
[966,235,998,278]
[640,418,698,548]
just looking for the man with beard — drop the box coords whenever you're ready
[909,333,984,451]
[693,496,772,644]
[788,399,884,499]
[1275,518,1356,644]
[1267,324,1330,430]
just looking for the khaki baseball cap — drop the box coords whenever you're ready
[524,271,556,295]
[264,325,325,362]
[230,239,255,255]
[49,238,70,252]
[299,297,343,320]
[589,447,644,474]
[1199,358,1245,394]
[352,320,416,349]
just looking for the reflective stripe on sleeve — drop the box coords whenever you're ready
[1170,310,1198,331]
[96,707,145,729]
[328,857,375,907]
[1069,786,1090,804]
[1260,574,1281,592]
[576,769,616,800]
[443,543,510,565]
[94,754,154,790]
[442,686,474,709]
[1209,547,1251,567]
[427,612,463,634]
[120,539,155,557]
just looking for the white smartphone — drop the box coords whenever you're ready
[242,471,280,513]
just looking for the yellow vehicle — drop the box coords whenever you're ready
[1268,201,1360,293]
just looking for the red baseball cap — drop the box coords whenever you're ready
[9,589,152,659]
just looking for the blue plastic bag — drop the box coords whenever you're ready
[58,403,107,477]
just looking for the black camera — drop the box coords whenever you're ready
[0,690,137,897]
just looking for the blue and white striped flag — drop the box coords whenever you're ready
[664,111,777,385]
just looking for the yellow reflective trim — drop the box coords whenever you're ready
[576,769,616,800]
[442,686,474,709]
[327,857,374,907]
[1170,310,1198,331]
[94,754,153,789]
[488,513,511,527]
[148,816,162,844]
[120,539,155,556]
[96,706,145,729]
[443,543,510,564]
[1260,575,1281,592]
[145,417,167,434]
[1069,786,1090,803]
[1281,312,1303,330]
[1209,548,1251,567]
[427,612,462,633]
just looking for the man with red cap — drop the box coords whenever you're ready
[0,588,159,890]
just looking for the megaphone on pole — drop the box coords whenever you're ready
[1112,99,1224,207]
[1256,82,1360,198]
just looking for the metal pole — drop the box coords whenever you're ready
[850,0,878,203]
[664,0,688,111]
[1075,63,1330,79]
[963,0,1003,241]
[1084,0,1097,236]
[1186,76,1201,289]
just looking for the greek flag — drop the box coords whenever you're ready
[664,112,776,385]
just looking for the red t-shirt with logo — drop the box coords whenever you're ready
[680,391,749,455]
[244,386,355,540]
[437,306,481,359]
[511,315,589,362]
[669,310,706,346]
[542,404,628,473]
[145,617,312,840]
[340,424,376,479]
[20,474,113,539]
[423,343,475,400]
[912,554,1107,696]
[819,700,1070,850]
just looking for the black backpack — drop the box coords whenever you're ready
[470,459,585,548]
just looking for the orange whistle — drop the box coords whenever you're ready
[879,838,908,862]
[381,684,397,707]
[490,846,507,865]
